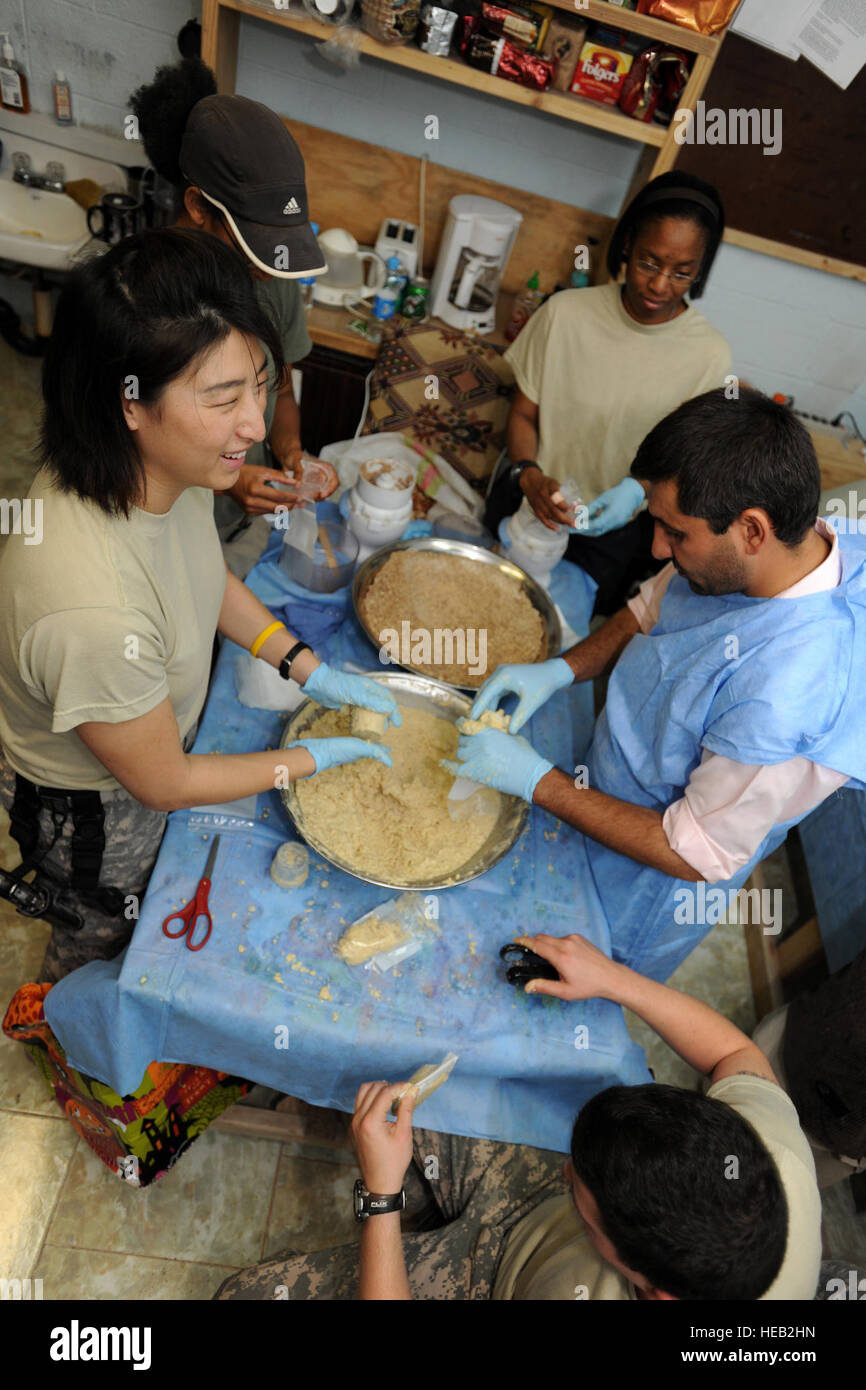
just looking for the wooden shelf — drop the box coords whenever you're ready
[216,0,672,146]
[569,1,722,57]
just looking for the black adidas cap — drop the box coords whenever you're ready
[180,94,326,279]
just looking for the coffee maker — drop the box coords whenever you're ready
[429,195,522,334]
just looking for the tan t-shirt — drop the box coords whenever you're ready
[492,1075,822,1301]
[504,283,731,503]
[0,469,226,790]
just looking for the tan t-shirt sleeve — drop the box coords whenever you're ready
[503,297,555,405]
[692,334,733,392]
[19,608,171,733]
[707,1073,822,1300]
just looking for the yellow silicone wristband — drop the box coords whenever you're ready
[250,620,286,659]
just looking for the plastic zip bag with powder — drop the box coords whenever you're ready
[391,1053,459,1115]
[335,892,438,972]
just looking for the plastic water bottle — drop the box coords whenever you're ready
[372,255,406,326]
[298,221,320,309]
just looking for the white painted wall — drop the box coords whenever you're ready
[0,0,863,434]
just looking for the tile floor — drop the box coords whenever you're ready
[1,339,864,1301]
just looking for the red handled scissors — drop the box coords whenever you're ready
[162,836,220,951]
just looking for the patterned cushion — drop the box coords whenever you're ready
[361,317,515,494]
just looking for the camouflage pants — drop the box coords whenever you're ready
[213,1127,567,1301]
[0,756,168,984]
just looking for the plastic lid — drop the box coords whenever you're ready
[55,70,66,82]
[1,33,14,62]
[387,255,402,270]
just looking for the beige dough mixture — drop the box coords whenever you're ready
[359,552,547,687]
[458,710,512,735]
[293,704,502,881]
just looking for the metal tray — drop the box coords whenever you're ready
[351,536,562,692]
[278,670,528,890]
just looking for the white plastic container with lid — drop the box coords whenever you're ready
[505,497,569,588]
[356,456,416,510]
[347,485,412,560]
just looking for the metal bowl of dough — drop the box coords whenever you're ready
[278,670,529,890]
[351,537,562,692]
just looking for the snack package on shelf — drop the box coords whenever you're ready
[361,0,421,44]
[571,40,633,105]
[418,4,459,55]
[467,31,555,89]
[637,0,739,35]
[541,15,587,93]
[619,45,691,124]
[478,2,552,50]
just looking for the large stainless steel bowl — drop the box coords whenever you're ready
[278,670,528,890]
[351,537,562,692]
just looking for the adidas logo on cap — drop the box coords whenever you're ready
[282,197,301,215]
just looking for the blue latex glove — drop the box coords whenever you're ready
[402,520,434,539]
[470,658,573,734]
[301,662,401,727]
[287,737,393,774]
[582,477,645,537]
[441,728,553,803]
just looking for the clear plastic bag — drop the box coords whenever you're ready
[391,1052,459,1114]
[335,891,438,971]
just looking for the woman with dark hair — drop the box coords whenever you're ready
[0,229,398,983]
[488,172,731,614]
[130,58,336,576]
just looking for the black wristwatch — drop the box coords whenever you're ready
[279,640,312,682]
[353,1178,406,1222]
[510,458,541,490]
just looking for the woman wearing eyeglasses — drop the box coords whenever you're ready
[489,173,731,614]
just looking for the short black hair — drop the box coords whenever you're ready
[40,227,284,516]
[571,1084,788,1300]
[630,386,820,546]
[130,57,217,196]
[606,171,725,299]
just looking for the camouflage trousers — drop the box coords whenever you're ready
[0,755,168,984]
[213,1126,567,1301]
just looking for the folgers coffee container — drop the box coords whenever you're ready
[571,37,634,105]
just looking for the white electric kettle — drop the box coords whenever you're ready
[313,227,386,309]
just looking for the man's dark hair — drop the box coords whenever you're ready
[130,57,217,197]
[40,227,284,516]
[606,171,725,299]
[571,1084,788,1300]
[630,386,820,546]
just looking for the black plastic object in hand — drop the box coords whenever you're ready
[500,941,560,987]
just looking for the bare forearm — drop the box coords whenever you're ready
[358,1215,412,1300]
[599,960,763,1078]
[218,570,317,683]
[534,769,702,881]
[561,605,639,684]
[163,746,314,811]
[507,407,539,465]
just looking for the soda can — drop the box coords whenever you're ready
[400,275,430,320]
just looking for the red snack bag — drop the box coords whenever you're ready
[619,46,690,123]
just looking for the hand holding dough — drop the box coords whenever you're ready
[457,710,512,736]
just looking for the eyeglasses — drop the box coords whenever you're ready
[632,258,696,288]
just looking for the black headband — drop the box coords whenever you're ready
[634,184,721,224]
